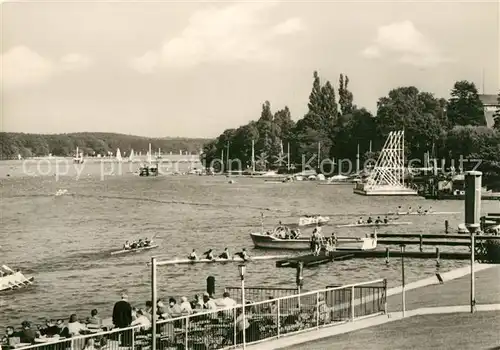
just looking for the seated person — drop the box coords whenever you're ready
[63,314,87,337]
[19,321,37,344]
[123,241,130,250]
[87,309,101,327]
[40,320,60,337]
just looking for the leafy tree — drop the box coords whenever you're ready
[493,91,500,130]
[307,71,323,116]
[375,86,447,160]
[338,74,354,115]
[447,80,486,126]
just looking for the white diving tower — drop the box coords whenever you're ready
[353,130,418,196]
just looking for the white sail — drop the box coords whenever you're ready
[116,148,122,161]
[129,149,134,161]
[148,143,152,164]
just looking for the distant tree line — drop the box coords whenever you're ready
[202,71,500,178]
[0,132,209,159]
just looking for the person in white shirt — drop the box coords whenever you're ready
[179,296,192,314]
[203,293,218,319]
[131,310,151,332]
[66,314,87,337]
[218,292,237,317]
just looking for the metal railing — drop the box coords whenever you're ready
[224,286,299,304]
[8,279,386,350]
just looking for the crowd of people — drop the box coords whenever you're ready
[1,291,240,349]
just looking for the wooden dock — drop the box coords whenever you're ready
[275,249,472,268]
[275,252,354,268]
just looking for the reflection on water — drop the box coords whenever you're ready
[0,160,490,328]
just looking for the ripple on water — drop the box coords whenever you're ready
[0,169,487,328]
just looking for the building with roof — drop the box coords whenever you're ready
[479,94,499,128]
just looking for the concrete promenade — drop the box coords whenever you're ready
[245,264,500,350]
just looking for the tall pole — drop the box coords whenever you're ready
[241,271,246,349]
[221,149,224,173]
[251,140,255,173]
[317,142,321,169]
[226,141,230,173]
[369,140,372,153]
[287,142,290,171]
[356,143,360,174]
[400,244,406,317]
[402,131,405,187]
[471,232,476,313]
[151,257,157,350]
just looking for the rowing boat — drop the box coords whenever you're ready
[111,245,159,256]
[155,255,291,266]
[390,211,460,216]
[336,221,412,228]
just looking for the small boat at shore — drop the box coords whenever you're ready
[0,265,35,293]
[336,221,412,228]
[298,215,330,227]
[155,255,291,266]
[110,245,159,256]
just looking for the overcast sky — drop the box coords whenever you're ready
[1,0,499,138]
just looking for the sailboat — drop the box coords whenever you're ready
[116,148,123,162]
[128,149,135,163]
[73,147,84,164]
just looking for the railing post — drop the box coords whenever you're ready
[383,279,388,315]
[185,317,189,349]
[316,291,320,328]
[131,328,135,350]
[151,257,157,350]
[233,307,237,346]
[277,299,281,338]
[350,286,355,321]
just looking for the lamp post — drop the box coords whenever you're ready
[400,244,406,317]
[238,264,246,349]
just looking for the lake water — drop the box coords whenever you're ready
[1,159,496,328]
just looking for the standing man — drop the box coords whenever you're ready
[113,293,132,345]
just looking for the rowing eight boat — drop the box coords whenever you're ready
[111,245,159,256]
[336,221,412,228]
[155,255,292,266]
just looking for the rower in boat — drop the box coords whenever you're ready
[188,249,198,261]
[218,248,230,259]
[203,249,215,260]
[234,248,250,261]
[383,216,389,224]
[367,217,373,224]
[123,241,131,250]
[138,239,144,247]
[144,238,151,247]
[357,217,364,224]
[417,206,423,214]
[374,216,382,224]
[407,206,413,214]
[130,241,138,249]
[424,206,433,214]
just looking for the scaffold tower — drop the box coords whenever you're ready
[353,130,418,196]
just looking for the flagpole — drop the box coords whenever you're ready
[287,142,290,171]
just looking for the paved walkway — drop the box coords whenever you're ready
[387,264,500,312]
[244,264,500,350]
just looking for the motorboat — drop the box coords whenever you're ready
[250,226,377,251]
